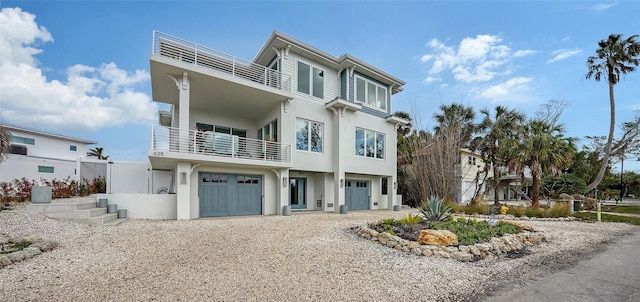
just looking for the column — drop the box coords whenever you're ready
[177,72,190,153]
[175,161,191,220]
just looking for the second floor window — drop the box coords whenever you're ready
[468,156,476,165]
[296,118,323,153]
[297,61,324,98]
[355,128,384,159]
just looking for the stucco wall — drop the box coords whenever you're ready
[97,193,177,219]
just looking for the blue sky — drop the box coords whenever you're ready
[0,1,639,171]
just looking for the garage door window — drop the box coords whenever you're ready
[237,176,259,184]
[202,174,227,183]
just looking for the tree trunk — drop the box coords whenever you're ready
[493,163,500,206]
[531,170,541,208]
[586,78,616,192]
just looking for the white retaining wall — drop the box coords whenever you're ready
[97,193,176,219]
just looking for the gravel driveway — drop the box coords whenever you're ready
[1,203,638,301]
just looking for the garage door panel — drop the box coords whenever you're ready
[236,186,261,215]
[200,173,261,217]
[346,180,369,210]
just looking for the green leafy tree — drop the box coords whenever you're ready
[473,106,525,205]
[503,119,576,207]
[433,103,476,146]
[585,34,640,192]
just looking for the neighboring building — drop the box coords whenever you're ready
[148,31,408,219]
[495,166,532,202]
[458,149,490,203]
[0,123,99,183]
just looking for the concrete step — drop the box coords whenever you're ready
[43,207,107,220]
[28,201,97,213]
[76,213,118,225]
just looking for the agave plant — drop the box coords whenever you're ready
[419,196,452,222]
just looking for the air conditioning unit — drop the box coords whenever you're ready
[9,144,27,155]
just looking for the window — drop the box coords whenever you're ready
[354,76,387,111]
[10,135,35,145]
[9,144,27,155]
[355,128,385,159]
[296,118,323,153]
[468,156,476,165]
[382,177,388,195]
[297,61,324,98]
[258,120,278,142]
[70,145,77,151]
[38,166,54,173]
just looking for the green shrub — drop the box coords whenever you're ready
[525,206,545,218]
[547,202,569,217]
[420,196,452,222]
[398,213,422,225]
[508,205,526,217]
[431,220,522,245]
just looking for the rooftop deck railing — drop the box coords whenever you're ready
[152,31,292,93]
[151,126,291,164]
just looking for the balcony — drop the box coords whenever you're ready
[152,31,291,93]
[150,126,291,168]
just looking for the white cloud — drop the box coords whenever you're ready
[514,49,537,57]
[0,7,157,130]
[479,77,533,101]
[590,2,618,13]
[423,76,440,84]
[419,34,535,84]
[547,49,583,63]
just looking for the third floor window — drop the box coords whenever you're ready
[297,61,324,99]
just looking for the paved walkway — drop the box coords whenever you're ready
[487,228,640,302]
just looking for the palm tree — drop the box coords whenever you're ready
[502,119,576,207]
[393,111,413,137]
[474,106,525,205]
[87,147,109,160]
[585,34,640,192]
[433,103,476,146]
[0,125,10,164]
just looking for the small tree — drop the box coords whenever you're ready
[87,147,109,160]
[0,125,11,164]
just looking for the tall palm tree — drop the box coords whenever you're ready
[87,147,109,160]
[502,119,576,208]
[433,103,476,146]
[0,125,10,164]
[585,34,640,192]
[474,106,525,205]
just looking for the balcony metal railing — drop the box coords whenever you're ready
[152,31,292,93]
[151,126,291,163]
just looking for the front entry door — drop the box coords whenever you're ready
[290,178,307,209]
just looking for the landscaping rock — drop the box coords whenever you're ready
[417,229,458,246]
[422,249,434,257]
[411,248,422,256]
[0,255,11,267]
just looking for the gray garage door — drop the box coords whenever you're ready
[346,180,369,210]
[199,173,262,217]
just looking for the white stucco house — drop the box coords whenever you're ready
[0,123,101,183]
[148,31,408,219]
